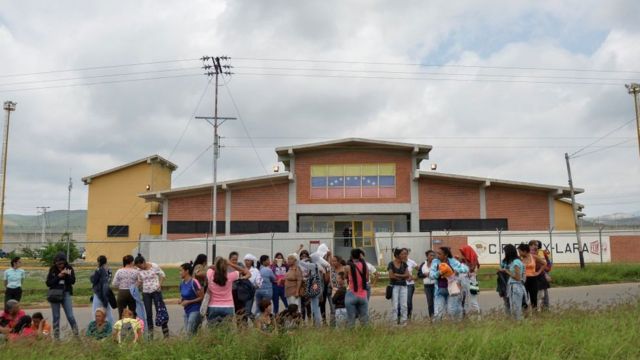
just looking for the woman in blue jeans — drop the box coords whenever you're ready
[388,248,411,325]
[429,247,468,321]
[270,253,289,314]
[179,262,204,336]
[45,253,79,339]
[255,255,276,315]
[344,248,369,327]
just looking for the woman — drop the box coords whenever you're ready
[297,250,329,327]
[256,255,276,315]
[90,255,114,324]
[270,252,289,314]
[111,255,138,319]
[45,253,79,339]
[418,250,436,318]
[8,314,34,341]
[284,253,303,308]
[429,247,468,321]
[459,245,481,318]
[343,248,369,327]
[86,308,113,340]
[326,254,345,326]
[243,253,261,318]
[30,312,51,339]
[206,256,250,325]
[254,299,276,333]
[135,253,168,339]
[499,244,526,320]
[518,243,546,312]
[298,249,313,322]
[192,254,208,285]
[179,262,204,337]
[4,256,25,305]
[388,248,410,325]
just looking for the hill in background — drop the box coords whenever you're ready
[3,210,86,233]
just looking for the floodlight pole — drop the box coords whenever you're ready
[0,101,16,248]
[625,83,640,158]
[565,153,585,269]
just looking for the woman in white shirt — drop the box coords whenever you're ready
[418,250,436,318]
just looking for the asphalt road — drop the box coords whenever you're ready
[26,282,640,338]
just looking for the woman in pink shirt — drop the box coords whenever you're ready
[343,248,369,327]
[206,256,250,325]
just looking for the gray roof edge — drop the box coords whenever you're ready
[275,138,433,155]
[82,155,178,183]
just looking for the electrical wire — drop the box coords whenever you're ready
[570,119,636,157]
[571,138,635,159]
[173,144,214,181]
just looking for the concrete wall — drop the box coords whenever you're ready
[554,200,576,231]
[375,232,431,266]
[1,232,86,253]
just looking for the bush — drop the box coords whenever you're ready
[39,233,81,266]
[20,246,42,259]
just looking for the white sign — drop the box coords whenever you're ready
[467,234,611,265]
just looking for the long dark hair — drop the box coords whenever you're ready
[194,254,207,267]
[97,255,107,267]
[122,255,134,267]
[51,253,69,272]
[11,315,31,334]
[503,244,519,265]
[180,262,193,276]
[440,247,453,259]
[517,243,530,254]
[213,257,228,286]
[348,248,367,292]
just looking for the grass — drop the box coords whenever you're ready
[1,301,640,359]
[2,262,640,307]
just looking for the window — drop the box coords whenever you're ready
[419,219,508,232]
[310,163,396,199]
[107,225,129,238]
[167,221,226,234]
[230,221,289,234]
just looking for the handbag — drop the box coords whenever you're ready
[155,299,170,327]
[447,277,461,296]
[385,285,393,300]
[47,288,65,303]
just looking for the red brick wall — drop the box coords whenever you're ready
[610,236,640,263]
[295,149,412,204]
[419,179,480,219]
[486,186,549,231]
[431,235,468,252]
[231,183,289,221]
[167,192,226,221]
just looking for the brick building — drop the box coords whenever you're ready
[139,138,581,260]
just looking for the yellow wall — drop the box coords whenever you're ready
[554,200,576,231]
[85,161,173,261]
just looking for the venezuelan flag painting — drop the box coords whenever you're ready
[310,163,396,199]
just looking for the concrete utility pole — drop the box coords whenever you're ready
[36,206,50,244]
[66,176,73,259]
[565,153,585,269]
[197,55,234,262]
[0,101,16,248]
[625,83,640,158]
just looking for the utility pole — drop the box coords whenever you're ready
[0,101,16,248]
[197,55,234,262]
[66,175,73,259]
[565,153,585,269]
[36,206,50,244]
[625,83,640,158]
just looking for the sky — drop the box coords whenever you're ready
[0,0,639,218]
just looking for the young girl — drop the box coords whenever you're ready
[331,272,347,327]
[112,308,142,344]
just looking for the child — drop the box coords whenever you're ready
[332,272,347,327]
[30,312,51,339]
[112,308,142,344]
[276,304,302,331]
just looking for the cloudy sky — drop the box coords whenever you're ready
[0,0,639,218]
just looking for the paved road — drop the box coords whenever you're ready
[27,282,640,337]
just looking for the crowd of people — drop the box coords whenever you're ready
[0,239,553,343]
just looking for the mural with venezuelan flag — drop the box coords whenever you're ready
[310,163,396,199]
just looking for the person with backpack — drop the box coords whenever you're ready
[90,255,115,324]
[343,248,369,327]
[134,254,169,339]
[298,251,328,327]
[45,253,79,339]
[459,245,481,319]
[388,248,410,325]
[417,250,436,318]
[498,244,526,320]
[529,240,552,310]
[429,247,468,321]
[206,256,251,325]
[255,255,276,316]
[112,308,142,344]
[179,262,204,337]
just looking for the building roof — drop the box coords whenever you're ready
[139,172,290,201]
[275,138,432,168]
[418,171,583,199]
[82,155,177,185]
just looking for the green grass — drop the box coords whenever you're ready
[3,263,640,306]
[2,301,640,359]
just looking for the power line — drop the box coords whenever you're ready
[168,77,214,159]
[570,119,636,157]
[0,58,200,78]
[173,144,214,181]
[571,138,635,159]
[233,57,640,75]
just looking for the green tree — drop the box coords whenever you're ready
[40,233,80,266]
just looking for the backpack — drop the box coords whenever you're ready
[118,321,135,343]
[305,264,322,298]
[155,300,169,327]
[235,278,256,303]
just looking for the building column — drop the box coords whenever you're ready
[162,198,168,240]
[410,153,420,232]
[288,153,297,233]
[548,193,555,229]
[479,185,487,219]
[225,190,231,235]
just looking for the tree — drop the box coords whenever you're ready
[40,234,80,266]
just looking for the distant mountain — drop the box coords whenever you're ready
[3,210,86,233]
[583,211,640,229]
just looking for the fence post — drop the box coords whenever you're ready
[429,231,433,251]
[390,231,395,252]
[204,233,209,262]
[497,228,503,263]
[599,226,604,263]
[270,232,275,258]
[548,226,554,258]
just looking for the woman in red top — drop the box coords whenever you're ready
[343,248,369,327]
